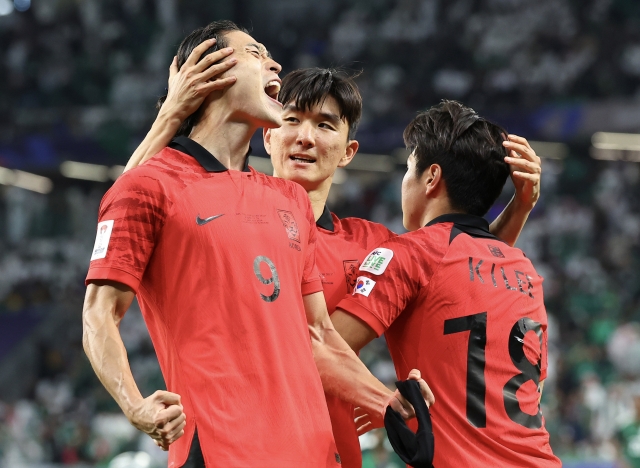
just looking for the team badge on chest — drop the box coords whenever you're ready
[343,260,359,289]
[277,209,301,243]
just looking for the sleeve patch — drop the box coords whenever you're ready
[90,220,114,261]
[359,247,394,275]
[353,276,376,297]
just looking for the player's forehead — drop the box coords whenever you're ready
[225,30,271,58]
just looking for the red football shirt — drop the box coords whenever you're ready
[337,214,561,468]
[315,209,395,468]
[86,137,339,468]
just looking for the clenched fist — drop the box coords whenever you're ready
[128,390,186,451]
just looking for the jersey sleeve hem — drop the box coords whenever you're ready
[336,297,387,337]
[301,278,323,296]
[85,266,141,293]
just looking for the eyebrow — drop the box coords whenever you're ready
[247,42,272,59]
[283,104,343,126]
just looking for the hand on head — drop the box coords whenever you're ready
[161,38,238,122]
[503,135,542,210]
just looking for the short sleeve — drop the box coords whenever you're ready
[300,188,323,296]
[85,169,170,293]
[336,237,425,337]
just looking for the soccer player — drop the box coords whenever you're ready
[331,101,562,467]
[82,21,430,468]
[126,64,541,466]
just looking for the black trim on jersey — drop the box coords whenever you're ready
[426,213,504,245]
[316,205,335,232]
[169,136,251,173]
[183,429,205,468]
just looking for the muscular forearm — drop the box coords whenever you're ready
[489,195,531,247]
[310,321,393,418]
[123,110,182,173]
[83,313,143,417]
[82,296,142,419]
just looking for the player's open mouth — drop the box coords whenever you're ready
[264,80,282,105]
[290,155,316,164]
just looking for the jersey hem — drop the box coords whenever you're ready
[85,266,141,293]
[301,278,323,296]
[336,298,387,337]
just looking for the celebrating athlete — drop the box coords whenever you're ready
[82,21,430,468]
[126,53,542,467]
[332,101,561,467]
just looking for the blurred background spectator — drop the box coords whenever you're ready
[2,0,640,466]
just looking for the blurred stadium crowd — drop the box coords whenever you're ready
[2,0,640,467]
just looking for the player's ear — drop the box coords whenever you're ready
[263,128,272,155]
[423,164,443,197]
[337,139,359,168]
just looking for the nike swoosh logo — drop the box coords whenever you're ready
[196,214,224,225]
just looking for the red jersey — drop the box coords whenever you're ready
[315,209,395,468]
[337,214,561,468]
[86,137,339,468]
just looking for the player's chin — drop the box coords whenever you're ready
[259,99,283,128]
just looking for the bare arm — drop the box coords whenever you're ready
[123,39,238,173]
[305,292,433,427]
[489,135,542,246]
[82,281,185,450]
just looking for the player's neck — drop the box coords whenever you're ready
[307,180,332,221]
[421,198,465,226]
[189,114,256,171]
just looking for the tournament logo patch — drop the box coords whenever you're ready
[90,220,114,261]
[488,244,505,258]
[343,260,359,290]
[277,210,300,243]
[353,276,376,297]
[359,247,394,275]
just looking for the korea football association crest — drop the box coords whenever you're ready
[353,276,376,297]
[359,247,394,275]
[343,260,359,289]
[277,209,301,243]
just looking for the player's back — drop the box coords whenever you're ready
[383,215,560,467]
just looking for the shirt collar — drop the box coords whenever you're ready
[426,213,501,241]
[316,205,335,232]
[169,136,251,172]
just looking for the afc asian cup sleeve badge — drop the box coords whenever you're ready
[90,220,114,261]
[353,276,376,297]
[277,209,301,243]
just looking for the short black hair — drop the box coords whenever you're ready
[403,100,510,217]
[156,20,248,137]
[278,68,362,140]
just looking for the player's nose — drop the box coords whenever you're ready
[266,57,282,74]
[296,122,315,148]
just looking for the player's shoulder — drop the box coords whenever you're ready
[254,170,309,204]
[118,147,192,181]
[104,148,200,207]
[338,216,396,245]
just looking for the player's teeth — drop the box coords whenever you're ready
[265,81,281,93]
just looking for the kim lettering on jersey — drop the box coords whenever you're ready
[469,257,535,298]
